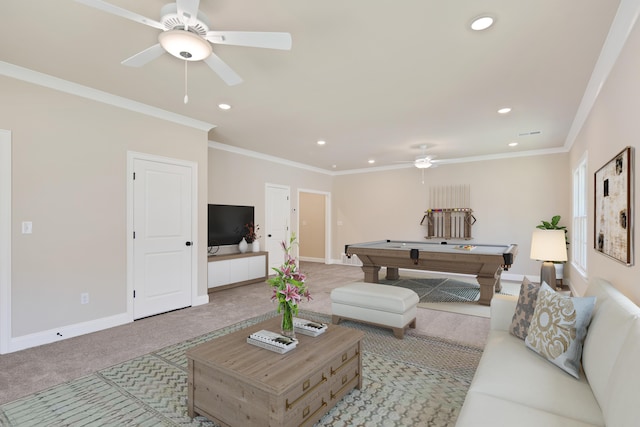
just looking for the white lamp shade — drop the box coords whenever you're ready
[530,229,568,262]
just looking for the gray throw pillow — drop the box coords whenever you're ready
[509,277,540,340]
[525,282,596,379]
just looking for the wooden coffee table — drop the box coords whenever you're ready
[187,316,365,427]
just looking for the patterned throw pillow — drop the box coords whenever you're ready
[509,277,540,340]
[525,283,596,379]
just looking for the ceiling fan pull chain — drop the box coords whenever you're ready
[184,60,189,104]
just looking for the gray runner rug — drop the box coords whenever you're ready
[380,278,484,303]
[0,310,482,427]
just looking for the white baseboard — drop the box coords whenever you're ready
[7,312,131,354]
[6,294,210,354]
[299,256,326,263]
[193,294,209,306]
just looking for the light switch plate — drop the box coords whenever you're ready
[22,221,32,234]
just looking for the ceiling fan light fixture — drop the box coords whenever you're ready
[414,158,432,169]
[159,29,212,61]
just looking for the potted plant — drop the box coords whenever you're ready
[536,215,568,281]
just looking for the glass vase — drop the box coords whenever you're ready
[281,303,295,339]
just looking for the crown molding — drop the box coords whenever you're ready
[0,61,215,132]
[208,140,334,175]
[564,0,640,149]
[210,140,568,176]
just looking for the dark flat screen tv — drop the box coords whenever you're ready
[208,204,254,246]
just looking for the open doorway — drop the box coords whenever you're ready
[298,190,331,263]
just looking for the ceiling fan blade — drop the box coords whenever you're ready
[176,0,200,27]
[204,53,243,86]
[75,0,164,30]
[121,44,165,67]
[206,31,292,50]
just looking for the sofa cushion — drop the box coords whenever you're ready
[467,330,604,425]
[525,282,596,378]
[582,279,639,410]
[580,278,640,425]
[604,318,640,427]
[509,276,540,339]
[456,390,602,427]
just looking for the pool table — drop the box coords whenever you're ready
[344,240,518,305]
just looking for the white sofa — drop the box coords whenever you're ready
[456,277,640,427]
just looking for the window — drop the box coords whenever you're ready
[572,153,588,276]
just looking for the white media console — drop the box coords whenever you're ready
[207,251,269,292]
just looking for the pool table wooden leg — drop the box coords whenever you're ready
[385,267,399,280]
[477,266,503,305]
[361,265,381,283]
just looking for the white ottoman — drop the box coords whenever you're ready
[331,282,419,338]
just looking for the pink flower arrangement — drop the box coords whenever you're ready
[268,233,311,320]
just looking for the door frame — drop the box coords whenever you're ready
[0,130,11,354]
[297,188,332,264]
[265,183,291,270]
[126,151,199,321]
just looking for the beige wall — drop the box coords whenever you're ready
[569,16,640,304]
[207,147,333,250]
[209,147,571,282]
[332,155,571,277]
[3,77,210,337]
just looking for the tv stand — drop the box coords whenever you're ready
[207,251,268,292]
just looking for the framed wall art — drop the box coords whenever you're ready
[594,146,634,265]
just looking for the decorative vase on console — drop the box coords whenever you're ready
[238,237,248,253]
[267,233,311,339]
[244,222,261,253]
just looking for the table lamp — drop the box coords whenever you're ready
[530,229,568,289]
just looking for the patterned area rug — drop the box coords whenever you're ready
[379,277,484,303]
[0,311,482,427]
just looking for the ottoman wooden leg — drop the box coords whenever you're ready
[393,327,405,339]
[332,315,342,325]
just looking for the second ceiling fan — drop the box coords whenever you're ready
[76,0,292,86]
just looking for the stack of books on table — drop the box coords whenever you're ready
[247,330,298,354]
[293,318,328,337]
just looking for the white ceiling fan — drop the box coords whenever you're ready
[394,144,444,184]
[75,0,292,87]
[396,145,441,169]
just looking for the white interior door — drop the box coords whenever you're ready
[265,184,291,270]
[133,158,193,319]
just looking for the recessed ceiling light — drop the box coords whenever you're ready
[509,142,518,147]
[471,16,494,31]
[498,107,511,114]
[368,159,375,164]
[332,164,337,168]
[317,140,326,145]
[218,103,231,110]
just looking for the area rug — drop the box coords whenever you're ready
[0,311,483,427]
[380,277,521,318]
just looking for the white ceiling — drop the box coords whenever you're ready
[0,0,624,171]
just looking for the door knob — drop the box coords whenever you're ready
[185,241,192,246]
[268,234,272,237]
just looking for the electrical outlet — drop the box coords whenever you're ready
[80,293,89,305]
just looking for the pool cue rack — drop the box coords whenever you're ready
[420,208,476,240]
